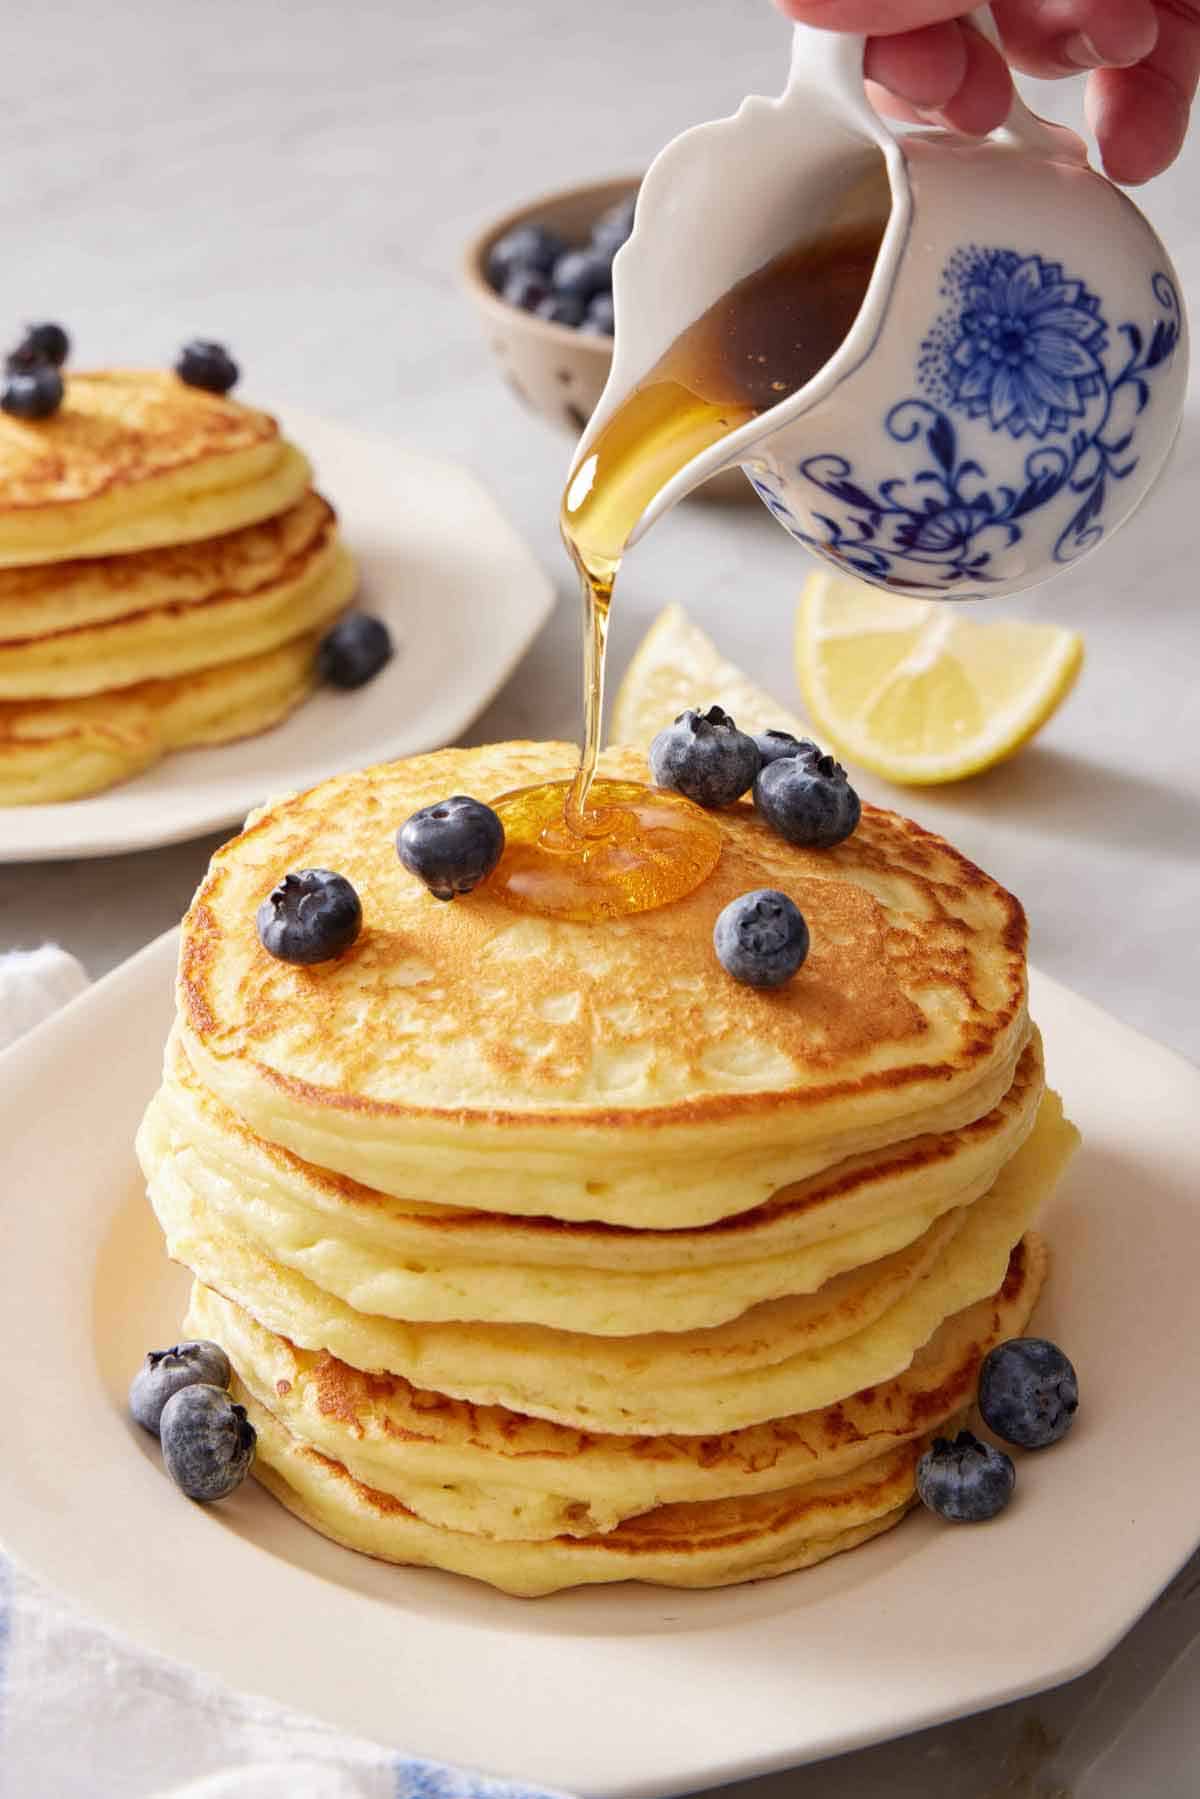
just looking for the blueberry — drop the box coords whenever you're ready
[590,194,637,255]
[754,747,860,848]
[317,611,393,690]
[714,889,809,989]
[7,321,70,369]
[160,1384,256,1502]
[649,705,761,808]
[175,339,239,395]
[536,293,587,328]
[752,729,821,769]
[978,1337,1079,1449]
[129,1340,231,1436]
[551,249,612,305]
[916,1429,1015,1522]
[256,869,362,964]
[397,795,505,901]
[581,293,615,337]
[487,223,565,289]
[502,268,551,312]
[1,364,63,420]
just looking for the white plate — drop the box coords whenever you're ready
[0,408,555,863]
[1,937,1198,1798]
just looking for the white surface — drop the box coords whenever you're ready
[0,939,1198,1797]
[0,1,1198,1792]
[0,944,88,1050]
[0,409,553,861]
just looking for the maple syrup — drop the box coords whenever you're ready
[488,186,889,922]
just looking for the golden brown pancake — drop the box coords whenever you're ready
[0,371,310,566]
[186,1233,1044,1541]
[0,489,335,640]
[175,740,1029,1228]
[0,632,322,804]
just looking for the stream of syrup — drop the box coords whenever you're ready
[489,171,890,921]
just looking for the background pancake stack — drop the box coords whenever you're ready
[138,741,1079,1596]
[0,371,356,804]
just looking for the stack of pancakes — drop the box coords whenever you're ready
[138,741,1078,1596]
[0,371,356,803]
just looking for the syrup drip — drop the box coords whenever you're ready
[488,169,890,922]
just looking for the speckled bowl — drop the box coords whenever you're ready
[462,177,750,501]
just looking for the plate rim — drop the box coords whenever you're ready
[1,937,1199,1796]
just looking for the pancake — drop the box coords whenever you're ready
[0,632,321,805]
[152,1030,1044,1334]
[0,371,310,567]
[243,1390,948,1596]
[186,1234,1044,1541]
[0,493,352,697]
[143,1085,967,1343]
[175,740,1030,1228]
[0,487,335,639]
[145,1095,1076,1434]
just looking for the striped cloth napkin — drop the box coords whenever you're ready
[0,947,565,1799]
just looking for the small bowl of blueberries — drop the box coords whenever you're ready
[463,177,749,501]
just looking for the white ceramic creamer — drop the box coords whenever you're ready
[578,9,1188,599]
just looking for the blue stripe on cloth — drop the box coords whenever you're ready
[393,1755,569,1799]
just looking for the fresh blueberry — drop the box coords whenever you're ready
[916,1429,1015,1522]
[317,611,393,690]
[175,339,239,394]
[581,292,615,337]
[129,1341,231,1436]
[1,364,63,420]
[978,1337,1079,1449]
[160,1384,256,1502]
[754,747,860,848]
[551,248,612,305]
[752,729,821,769]
[502,268,552,312]
[714,889,809,989]
[536,292,587,328]
[487,223,566,289]
[649,705,761,808]
[397,795,505,901]
[590,194,637,256]
[256,869,362,964]
[7,321,70,369]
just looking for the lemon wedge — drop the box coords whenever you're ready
[795,569,1083,785]
[611,604,806,748]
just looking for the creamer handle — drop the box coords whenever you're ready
[786,5,1073,161]
[967,5,1076,157]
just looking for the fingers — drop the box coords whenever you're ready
[775,0,975,30]
[991,0,1159,78]
[1085,4,1200,182]
[863,19,1013,131]
[862,20,967,108]
[929,21,1014,132]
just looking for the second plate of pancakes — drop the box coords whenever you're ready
[0,403,554,861]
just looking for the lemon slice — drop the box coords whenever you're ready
[611,604,806,748]
[795,570,1083,785]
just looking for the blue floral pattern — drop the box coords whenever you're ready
[921,249,1108,440]
[749,251,1181,594]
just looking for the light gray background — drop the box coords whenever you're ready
[0,1,1197,1793]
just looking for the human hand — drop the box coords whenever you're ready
[774,2,1199,183]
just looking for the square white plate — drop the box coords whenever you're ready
[0,408,555,862]
[1,937,1197,1798]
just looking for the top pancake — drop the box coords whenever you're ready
[0,371,310,565]
[177,740,1028,1228]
